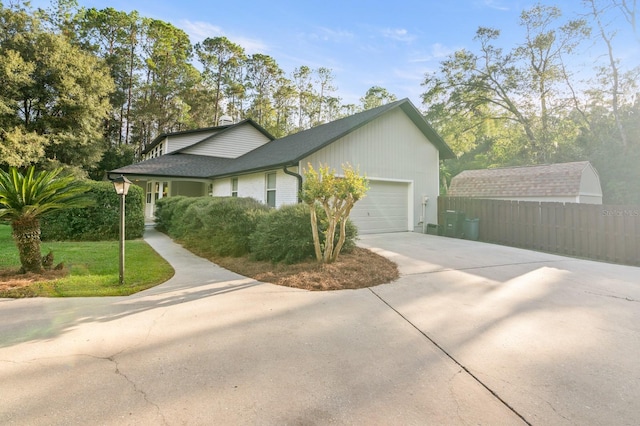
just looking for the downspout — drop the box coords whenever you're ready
[283,164,303,203]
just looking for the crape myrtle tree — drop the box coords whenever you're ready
[0,167,93,273]
[301,163,368,264]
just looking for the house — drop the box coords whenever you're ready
[447,161,603,204]
[110,98,456,234]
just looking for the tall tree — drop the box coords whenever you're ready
[422,4,588,164]
[134,18,196,150]
[245,53,282,129]
[0,2,114,171]
[360,86,397,110]
[292,65,315,130]
[74,7,142,146]
[315,67,337,124]
[195,36,246,126]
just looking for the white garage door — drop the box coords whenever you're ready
[349,180,409,234]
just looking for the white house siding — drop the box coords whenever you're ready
[164,131,219,154]
[302,108,440,230]
[182,125,270,158]
[211,169,299,207]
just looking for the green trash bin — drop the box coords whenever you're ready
[426,223,438,235]
[463,218,479,241]
[444,210,466,238]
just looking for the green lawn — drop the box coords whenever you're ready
[0,224,174,297]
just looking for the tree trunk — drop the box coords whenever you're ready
[308,204,323,262]
[11,217,43,274]
[322,201,338,263]
[331,202,354,262]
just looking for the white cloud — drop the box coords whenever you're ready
[180,20,223,42]
[180,20,269,54]
[308,26,355,43]
[475,0,510,11]
[408,43,455,63]
[381,28,416,43]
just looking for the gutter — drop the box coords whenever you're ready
[283,165,303,203]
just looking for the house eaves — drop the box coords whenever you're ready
[110,153,234,179]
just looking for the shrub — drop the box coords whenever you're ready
[250,203,357,264]
[158,196,270,257]
[41,181,145,241]
[155,196,191,236]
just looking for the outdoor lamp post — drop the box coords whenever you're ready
[112,175,132,285]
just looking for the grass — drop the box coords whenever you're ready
[0,224,174,298]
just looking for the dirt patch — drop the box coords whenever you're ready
[210,247,399,291]
[0,268,68,297]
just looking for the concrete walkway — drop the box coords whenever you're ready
[1,228,639,425]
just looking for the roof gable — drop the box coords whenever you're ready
[142,119,273,155]
[448,161,598,198]
[209,98,455,177]
[178,120,274,158]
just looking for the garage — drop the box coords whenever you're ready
[349,180,410,234]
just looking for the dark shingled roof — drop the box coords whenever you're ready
[448,161,594,198]
[208,98,455,177]
[111,154,234,178]
[113,98,454,179]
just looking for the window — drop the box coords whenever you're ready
[266,172,276,207]
[231,178,238,197]
[146,182,152,204]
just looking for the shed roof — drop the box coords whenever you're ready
[448,161,596,198]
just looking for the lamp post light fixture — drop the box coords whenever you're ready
[112,175,132,285]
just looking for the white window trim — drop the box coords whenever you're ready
[266,172,276,207]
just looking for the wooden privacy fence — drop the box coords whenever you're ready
[438,197,640,267]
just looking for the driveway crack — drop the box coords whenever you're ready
[368,287,531,425]
[97,352,168,425]
[584,291,639,303]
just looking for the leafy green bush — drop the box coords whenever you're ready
[155,196,190,236]
[250,203,357,264]
[41,181,145,241]
[159,196,269,257]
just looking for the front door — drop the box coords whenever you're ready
[145,181,169,220]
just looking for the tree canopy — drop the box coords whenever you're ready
[0,0,638,203]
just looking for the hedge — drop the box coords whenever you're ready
[249,203,357,264]
[157,196,270,257]
[155,196,358,263]
[41,181,145,241]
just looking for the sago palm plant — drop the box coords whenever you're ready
[0,166,93,273]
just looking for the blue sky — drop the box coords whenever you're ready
[31,0,640,106]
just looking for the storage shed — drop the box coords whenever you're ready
[448,161,603,204]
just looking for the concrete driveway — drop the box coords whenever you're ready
[1,230,639,425]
